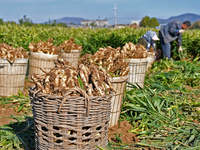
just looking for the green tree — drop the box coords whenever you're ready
[140,16,159,28]
[0,18,4,25]
[47,19,57,27]
[18,15,34,26]
[56,23,68,27]
[140,16,150,27]
[149,17,159,28]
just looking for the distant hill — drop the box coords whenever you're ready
[47,13,200,25]
[157,13,200,24]
[54,17,87,25]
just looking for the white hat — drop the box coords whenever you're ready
[152,34,159,41]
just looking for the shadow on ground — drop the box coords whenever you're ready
[0,116,35,150]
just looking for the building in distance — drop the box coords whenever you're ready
[131,20,141,25]
[81,20,108,27]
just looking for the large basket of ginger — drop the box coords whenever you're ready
[29,56,114,150]
[121,42,148,88]
[0,43,28,97]
[28,38,59,78]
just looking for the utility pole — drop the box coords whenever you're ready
[98,15,100,27]
[113,3,117,27]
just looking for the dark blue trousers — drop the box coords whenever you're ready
[159,31,171,60]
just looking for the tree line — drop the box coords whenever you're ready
[139,16,159,28]
[2,15,187,29]
[0,15,161,28]
[0,15,68,27]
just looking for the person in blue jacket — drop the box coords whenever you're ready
[138,30,161,60]
[158,20,191,60]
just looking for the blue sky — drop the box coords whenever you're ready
[0,0,200,25]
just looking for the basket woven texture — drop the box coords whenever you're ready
[0,59,28,97]
[127,58,147,88]
[109,76,127,128]
[29,87,113,150]
[28,52,57,78]
[147,52,155,69]
[59,50,81,69]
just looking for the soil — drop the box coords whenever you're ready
[108,120,139,144]
[0,80,34,126]
[0,104,21,126]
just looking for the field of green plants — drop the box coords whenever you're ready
[0,24,200,149]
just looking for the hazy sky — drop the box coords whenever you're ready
[1,0,200,25]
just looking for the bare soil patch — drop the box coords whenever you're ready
[0,104,21,126]
[108,120,139,144]
[0,80,33,126]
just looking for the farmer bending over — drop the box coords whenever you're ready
[138,30,161,61]
[158,20,191,60]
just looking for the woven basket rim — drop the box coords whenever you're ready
[110,75,128,83]
[127,58,148,63]
[29,86,113,99]
[60,49,81,53]
[29,86,114,116]
[30,52,58,60]
[0,58,28,64]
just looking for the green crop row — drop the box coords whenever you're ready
[0,24,143,53]
[0,24,199,59]
[119,59,200,149]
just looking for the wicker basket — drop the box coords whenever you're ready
[127,58,147,88]
[28,52,58,78]
[147,52,155,69]
[29,87,113,150]
[109,76,128,128]
[59,50,81,69]
[0,58,28,97]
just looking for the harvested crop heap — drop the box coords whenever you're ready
[79,46,129,77]
[58,38,82,52]
[0,43,28,63]
[148,47,154,53]
[29,38,59,55]
[121,42,147,58]
[31,56,113,96]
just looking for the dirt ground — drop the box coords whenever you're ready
[0,104,21,126]
[0,80,33,126]
[108,120,139,144]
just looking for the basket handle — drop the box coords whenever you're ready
[0,65,5,69]
[58,87,90,116]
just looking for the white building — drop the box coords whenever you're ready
[131,20,141,25]
[81,20,108,27]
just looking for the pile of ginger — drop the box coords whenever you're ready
[0,43,28,63]
[31,56,114,97]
